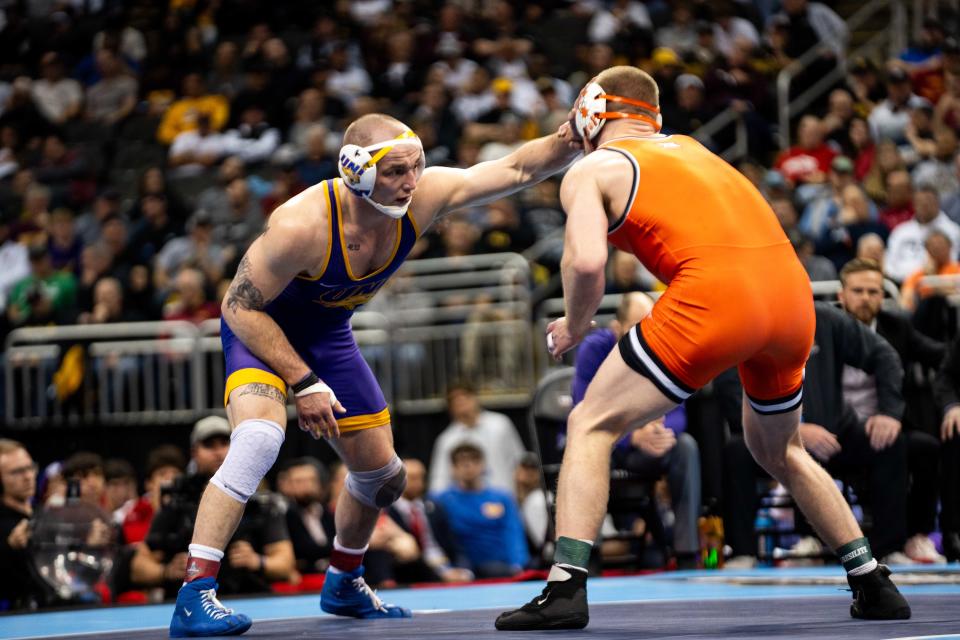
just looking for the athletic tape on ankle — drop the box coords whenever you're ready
[836,536,874,572]
[210,419,284,503]
[554,536,593,570]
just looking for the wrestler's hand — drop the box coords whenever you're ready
[295,391,346,440]
[558,119,583,150]
[545,317,593,361]
[865,414,901,450]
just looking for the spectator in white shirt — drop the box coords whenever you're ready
[588,0,652,44]
[868,68,932,145]
[168,114,229,177]
[429,383,525,496]
[0,222,30,313]
[31,52,82,125]
[885,184,960,282]
[222,106,280,166]
[324,44,371,109]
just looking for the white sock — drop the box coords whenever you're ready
[188,543,224,562]
[848,558,878,576]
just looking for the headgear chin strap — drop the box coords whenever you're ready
[338,129,424,218]
[574,81,662,141]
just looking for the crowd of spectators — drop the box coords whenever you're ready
[0,384,550,609]
[1,0,949,338]
[3,0,960,615]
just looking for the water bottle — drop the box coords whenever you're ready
[755,508,774,565]
[698,515,724,569]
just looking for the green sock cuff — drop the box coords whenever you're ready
[836,536,874,571]
[555,536,592,570]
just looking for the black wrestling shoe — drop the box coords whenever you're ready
[495,570,588,631]
[847,564,911,620]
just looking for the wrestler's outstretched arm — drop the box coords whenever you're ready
[546,156,610,359]
[221,199,346,437]
[412,122,582,224]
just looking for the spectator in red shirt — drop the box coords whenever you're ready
[775,115,838,188]
[122,445,186,545]
[879,169,915,230]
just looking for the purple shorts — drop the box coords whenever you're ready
[221,317,390,432]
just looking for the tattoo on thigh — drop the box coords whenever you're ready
[238,383,286,403]
[226,254,269,313]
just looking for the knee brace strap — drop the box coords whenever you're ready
[345,455,406,509]
[210,419,284,504]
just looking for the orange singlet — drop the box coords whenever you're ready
[603,134,815,414]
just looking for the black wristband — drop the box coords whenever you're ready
[291,371,319,394]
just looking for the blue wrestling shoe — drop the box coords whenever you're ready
[320,566,412,619]
[169,577,253,637]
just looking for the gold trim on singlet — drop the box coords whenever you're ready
[294,180,334,281]
[335,179,403,281]
[224,367,287,406]
[337,407,392,431]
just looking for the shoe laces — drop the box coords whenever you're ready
[200,588,234,620]
[350,576,387,613]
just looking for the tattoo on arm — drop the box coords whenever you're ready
[225,254,269,313]
[237,383,286,404]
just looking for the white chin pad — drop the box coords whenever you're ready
[363,195,410,218]
[575,82,608,141]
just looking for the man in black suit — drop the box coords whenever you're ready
[276,458,336,574]
[386,458,472,584]
[838,258,948,563]
[931,336,960,561]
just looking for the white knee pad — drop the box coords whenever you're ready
[210,419,284,503]
[345,455,406,509]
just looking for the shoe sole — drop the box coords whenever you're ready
[168,619,253,637]
[320,603,412,619]
[851,606,912,621]
[495,615,589,631]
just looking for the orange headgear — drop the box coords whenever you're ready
[574,81,662,140]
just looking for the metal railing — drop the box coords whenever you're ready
[691,108,749,163]
[3,254,538,427]
[5,321,203,428]
[777,0,907,148]
[382,252,535,412]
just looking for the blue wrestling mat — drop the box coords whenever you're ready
[2,565,959,639]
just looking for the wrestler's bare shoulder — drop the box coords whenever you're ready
[409,166,455,229]
[562,149,632,191]
[263,183,332,259]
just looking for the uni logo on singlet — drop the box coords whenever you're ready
[313,281,388,310]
